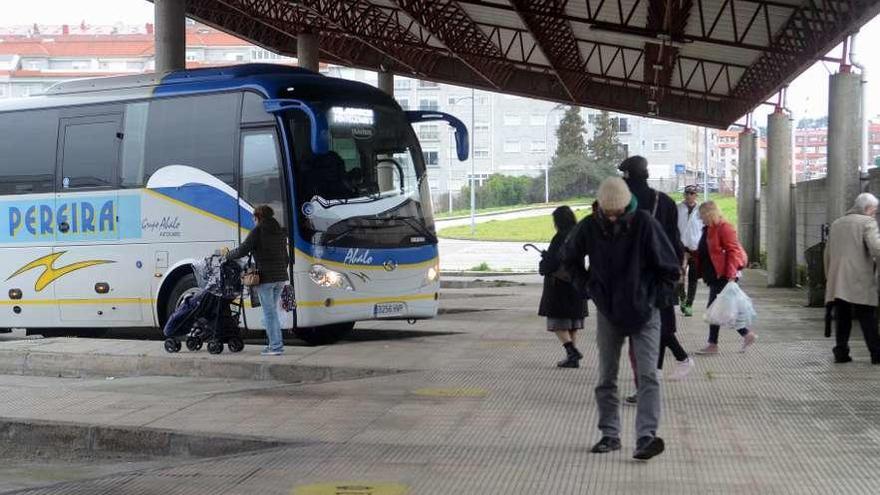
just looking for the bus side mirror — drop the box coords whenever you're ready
[405,111,469,161]
[263,99,330,155]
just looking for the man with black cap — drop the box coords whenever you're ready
[618,156,693,391]
[563,176,680,460]
[677,185,704,316]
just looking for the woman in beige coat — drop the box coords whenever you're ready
[824,192,880,364]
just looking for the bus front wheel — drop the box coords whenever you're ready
[292,322,355,346]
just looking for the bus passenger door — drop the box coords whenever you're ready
[53,113,145,323]
[239,127,291,329]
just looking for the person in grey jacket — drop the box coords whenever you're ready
[227,205,290,356]
[824,193,880,364]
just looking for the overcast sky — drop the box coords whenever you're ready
[4,0,880,122]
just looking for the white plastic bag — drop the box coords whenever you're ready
[704,282,757,329]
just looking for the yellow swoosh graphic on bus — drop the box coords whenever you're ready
[7,252,114,292]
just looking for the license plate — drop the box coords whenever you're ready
[374,302,405,318]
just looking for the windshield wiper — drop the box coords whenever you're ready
[389,215,438,243]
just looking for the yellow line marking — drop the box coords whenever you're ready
[296,293,436,308]
[292,482,409,495]
[295,249,438,271]
[412,387,489,398]
[0,298,156,306]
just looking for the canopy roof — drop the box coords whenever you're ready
[180,0,880,127]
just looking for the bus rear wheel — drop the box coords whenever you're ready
[292,322,355,346]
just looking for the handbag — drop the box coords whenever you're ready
[281,284,295,312]
[241,254,261,287]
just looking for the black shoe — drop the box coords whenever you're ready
[590,436,621,454]
[557,356,580,368]
[572,347,584,361]
[833,346,852,363]
[624,394,637,406]
[633,436,665,460]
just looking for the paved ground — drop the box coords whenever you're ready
[435,205,588,271]
[2,270,880,494]
[438,238,547,271]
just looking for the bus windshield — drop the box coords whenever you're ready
[292,105,435,248]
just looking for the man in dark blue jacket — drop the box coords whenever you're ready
[563,176,680,461]
[620,156,694,387]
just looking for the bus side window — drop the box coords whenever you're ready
[120,102,149,188]
[241,129,286,227]
[60,115,122,189]
[144,93,239,186]
[0,109,58,195]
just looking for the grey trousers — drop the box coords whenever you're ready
[595,309,662,441]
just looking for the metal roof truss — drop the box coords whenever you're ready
[181,0,880,127]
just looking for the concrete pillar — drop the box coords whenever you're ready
[827,71,863,223]
[154,0,186,73]
[766,110,794,287]
[737,129,759,263]
[378,68,394,96]
[297,32,320,72]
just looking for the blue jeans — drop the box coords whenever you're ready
[255,281,285,351]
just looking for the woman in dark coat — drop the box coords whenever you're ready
[539,206,589,368]
[226,205,290,356]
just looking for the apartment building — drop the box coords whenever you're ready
[793,121,880,182]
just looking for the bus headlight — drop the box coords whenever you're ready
[426,263,440,283]
[309,264,354,290]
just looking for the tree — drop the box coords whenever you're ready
[585,111,624,186]
[547,108,622,200]
[552,106,588,161]
[548,107,591,200]
[456,174,534,210]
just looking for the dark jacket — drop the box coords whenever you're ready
[538,230,589,319]
[624,178,684,262]
[228,217,290,283]
[562,207,680,334]
[625,178,683,308]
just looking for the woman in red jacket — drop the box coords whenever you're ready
[694,201,758,354]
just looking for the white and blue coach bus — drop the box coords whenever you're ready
[0,64,468,344]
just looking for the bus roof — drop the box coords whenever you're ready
[0,64,396,113]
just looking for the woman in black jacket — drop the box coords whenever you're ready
[226,205,290,356]
[539,206,589,368]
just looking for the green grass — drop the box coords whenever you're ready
[439,207,591,242]
[666,193,738,226]
[438,194,738,242]
[434,197,593,219]
[436,205,532,219]
[468,262,492,271]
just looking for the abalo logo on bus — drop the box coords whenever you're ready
[2,194,142,243]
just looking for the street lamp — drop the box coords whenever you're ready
[450,89,476,234]
[544,103,566,203]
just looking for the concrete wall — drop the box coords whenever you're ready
[795,178,829,265]
[762,168,880,270]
